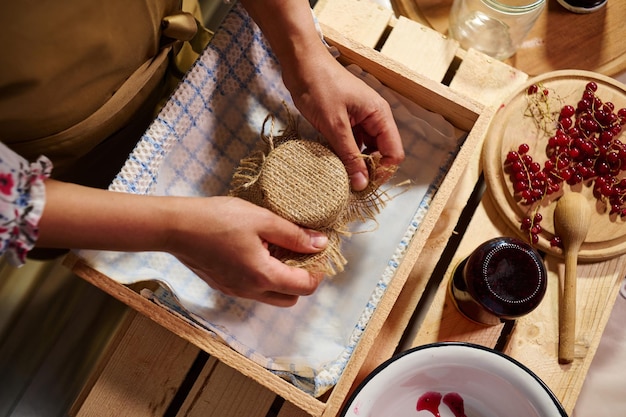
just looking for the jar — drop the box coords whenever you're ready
[449,237,547,325]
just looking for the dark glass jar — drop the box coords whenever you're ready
[556,0,607,13]
[449,237,547,325]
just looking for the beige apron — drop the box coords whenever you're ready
[0,0,211,187]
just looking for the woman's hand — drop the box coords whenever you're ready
[165,196,328,307]
[282,50,405,191]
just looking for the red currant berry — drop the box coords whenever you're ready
[518,143,530,154]
[560,105,576,118]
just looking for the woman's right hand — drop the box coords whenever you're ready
[165,196,329,307]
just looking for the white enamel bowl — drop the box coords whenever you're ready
[341,342,567,417]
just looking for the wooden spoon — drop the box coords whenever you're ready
[553,192,591,364]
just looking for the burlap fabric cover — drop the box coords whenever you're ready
[229,108,388,276]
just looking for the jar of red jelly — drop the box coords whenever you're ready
[449,237,547,325]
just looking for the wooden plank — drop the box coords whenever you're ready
[411,0,626,77]
[176,357,276,417]
[380,15,459,82]
[449,48,529,106]
[73,312,199,417]
[347,121,488,397]
[70,308,136,416]
[314,0,394,48]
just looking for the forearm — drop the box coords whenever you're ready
[37,179,174,252]
[239,0,332,81]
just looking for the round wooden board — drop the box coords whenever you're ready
[482,70,626,261]
[395,0,626,77]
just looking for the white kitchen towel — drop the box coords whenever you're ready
[77,3,460,396]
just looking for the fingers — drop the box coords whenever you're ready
[324,100,404,192]
[234,262,324,308]
[330,125,370,191]
[363,106,405,168]
[260,220,329,255]
[258,265,324,307]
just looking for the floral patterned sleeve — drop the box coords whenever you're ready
[0,142,53,266]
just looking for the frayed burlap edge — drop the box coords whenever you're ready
[229,105,393,276]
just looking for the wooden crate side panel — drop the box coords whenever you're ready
[317,0,528,118]
[177,357,276,417]
[380,16,459,83]
[314,0,393,48]
[350,116,492,393]
[408,113,509,349]
[74,313,198,417]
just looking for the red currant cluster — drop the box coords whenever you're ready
[504,81,626,246]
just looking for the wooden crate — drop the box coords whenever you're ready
[67,1,625,416]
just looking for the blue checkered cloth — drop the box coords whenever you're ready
[77,3,460,397]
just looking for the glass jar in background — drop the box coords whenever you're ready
[556,0,607,13]
[448,0,546,60]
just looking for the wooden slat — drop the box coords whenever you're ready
[346,114,491,399]
[314,0,394,48]
[319,104,496,417]
[176,357,276,417]
[449,48,529,106]
[73,312,199,417]
[380,15,459,82]
[315,0,483,132]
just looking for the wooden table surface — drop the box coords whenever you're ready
[68,1,626,416]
